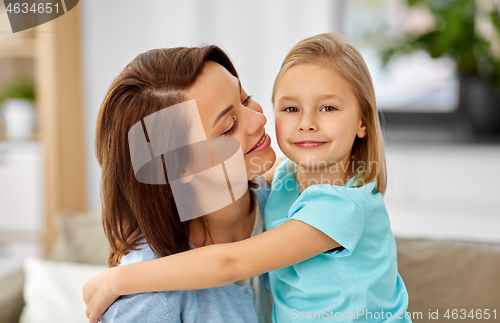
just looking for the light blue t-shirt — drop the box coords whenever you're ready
[101,178,273,323]
[264,159,411,323]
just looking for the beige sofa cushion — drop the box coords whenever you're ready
[0,269,24,323]
[49,212,109,266]
[0,212,110,323]
[396,238,500,322]
[20,257,106,323]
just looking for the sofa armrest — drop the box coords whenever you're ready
[0,268,24,323]
[396,238,500,318]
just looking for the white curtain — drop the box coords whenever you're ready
[81,0,347,210]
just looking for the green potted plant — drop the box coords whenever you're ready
[0,79,36,139]
[381,0,500,136]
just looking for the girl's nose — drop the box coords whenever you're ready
[298,113,317,132]
[300,126,316,132]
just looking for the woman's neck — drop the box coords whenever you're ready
[189,189,256,248]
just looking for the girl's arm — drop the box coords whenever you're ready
[83,219,340,323]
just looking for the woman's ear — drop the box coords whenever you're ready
[357,117,367,139]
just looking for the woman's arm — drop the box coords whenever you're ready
[83,219,339,323]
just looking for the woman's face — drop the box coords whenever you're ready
[188,61,276,180]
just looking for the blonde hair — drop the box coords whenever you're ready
[272,32,387,194]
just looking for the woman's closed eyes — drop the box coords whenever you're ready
[222,117,238,136]
[222,95,253,136]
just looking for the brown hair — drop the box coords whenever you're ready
[96,46,239,267]
[272,32,387,194]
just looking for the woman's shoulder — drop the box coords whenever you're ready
[118,242,156,266]
[102,291,180,323]
[102,281,260,323]
[105,245,186,322]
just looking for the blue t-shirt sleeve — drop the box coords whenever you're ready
[288,185,366,257]
[101,292,180,323]
[102,248,183,323]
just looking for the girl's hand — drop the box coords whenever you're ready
[260,157,285,184]
[83,268,119,323]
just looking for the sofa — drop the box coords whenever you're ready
[0,212,109,323]
[1,212,499,323]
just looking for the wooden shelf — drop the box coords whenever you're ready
[0,37,35,58]
[0,5,36,58]
[0,5,87,256]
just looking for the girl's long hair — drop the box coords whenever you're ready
[96,46,238,266]
[272,32,387,194]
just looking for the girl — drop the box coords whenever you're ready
[84,33,411,322]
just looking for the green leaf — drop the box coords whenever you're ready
[381,0,500,84]
[0,79,36,105]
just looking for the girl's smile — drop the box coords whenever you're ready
[293,140,329,148]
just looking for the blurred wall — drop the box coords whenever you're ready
[81,0,347,211]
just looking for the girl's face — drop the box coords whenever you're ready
[189,61,276,180]
[274,63,366,169]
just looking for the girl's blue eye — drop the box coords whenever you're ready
[283,106,299,113]
[320,105,337,112]
[223,117,238,136]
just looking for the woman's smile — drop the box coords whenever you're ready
[246,132,271,154]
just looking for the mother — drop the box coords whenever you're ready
[90,46,276,322]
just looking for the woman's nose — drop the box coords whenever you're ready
[247,99,264,114]
[245,106,267,135]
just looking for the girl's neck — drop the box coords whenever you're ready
[188,189,256,248]
[296,157,352,192]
